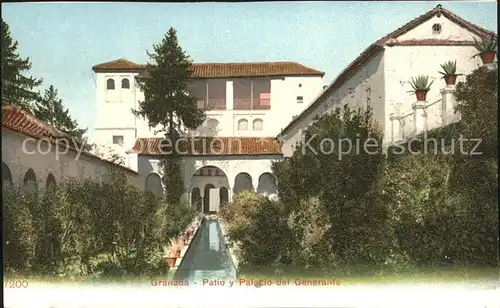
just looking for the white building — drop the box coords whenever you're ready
[2,106,140,191]
[279,5,497,156]
[8,5,493,213]
[92,60,325,212]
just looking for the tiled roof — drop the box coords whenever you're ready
[2,106,80,148]
[129,137,283,156]
[92,59,325,77]
[2,106,138,174]
[280,5,497,136]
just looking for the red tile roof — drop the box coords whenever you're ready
[280,5,497,136]
[2,106,138,174]
[92,59,325,78]
[129,137,282,156]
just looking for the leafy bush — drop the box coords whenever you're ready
[3,186,38,274]
[230,66,498,274]
[220,191,291,267]
[287,197,332,267]
[2,170,195,278]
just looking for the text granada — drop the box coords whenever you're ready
[151,280,189,286]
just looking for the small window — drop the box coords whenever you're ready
[121,78,130,89]
[214,169,220,176]
[112,135,124,145]
[297,96,304,103]
[432,23,442,34]
[207,169,213,176]
[106,78,115,90]
[197,100,205,109]
[238,119,248,131]
[298,83,302,88]
[253,119,263,131]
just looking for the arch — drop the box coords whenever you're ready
[2,162,13,187]
[257,172,277,197]
[106,78,115,90]
[233,172,253,195]
[253,118,263,131]
[145,173,163,197]
[191,187,202,212]
[203,183,215,214]
[238,119,248,131]
[46,173,57,191]
[219,187,229,208]
[23,168,37,192]
[121,78,130,89]
[206,118,219,133]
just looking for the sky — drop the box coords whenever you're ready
[1,1,497,142]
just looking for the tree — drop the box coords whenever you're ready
[33,85,88,141]
[134,27,205,204]
[1,18,42,110]
[454,66,498,159]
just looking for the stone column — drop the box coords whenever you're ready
[252,176,260,194]
[440,86,459,125]
[388,113,401,143]
[226,81,234,110]
[180,185,191,205]
[412,101,427,136]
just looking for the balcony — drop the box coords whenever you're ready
[197,99,226,111]
[233,98,270,110]
[189,78,271,111]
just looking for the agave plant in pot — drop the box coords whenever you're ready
[472,36,497,65]
[408,75,434,101]
[439,60,462,86]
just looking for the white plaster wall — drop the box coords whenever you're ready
[270,76,324,134]
[2,129,141,189]
[281,52,386,157]
[397,16,484,41]
[383,45,483,144]
[95,73,324,148]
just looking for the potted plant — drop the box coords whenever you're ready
[472,36,497,65]
[408,75,434,101]
[439,60,462,86]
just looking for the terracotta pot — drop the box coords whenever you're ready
[480,51,496,65]
[415,90,428,101]
[443,75,457,86]
[165,257,177,268]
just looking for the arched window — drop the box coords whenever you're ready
[238,119,248,131]
[2,162,12,187]
[121,78,130,89]
[253,118,263,131]
[46,173,57,191]
[145,173,163,197]
[233,172,253,195]
[257,172,277,197]
[206,118,219,133]
[106,78,115,90]
[23,169,37,192]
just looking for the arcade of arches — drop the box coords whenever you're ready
[2,161,58,193]
[189,166,277,214]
